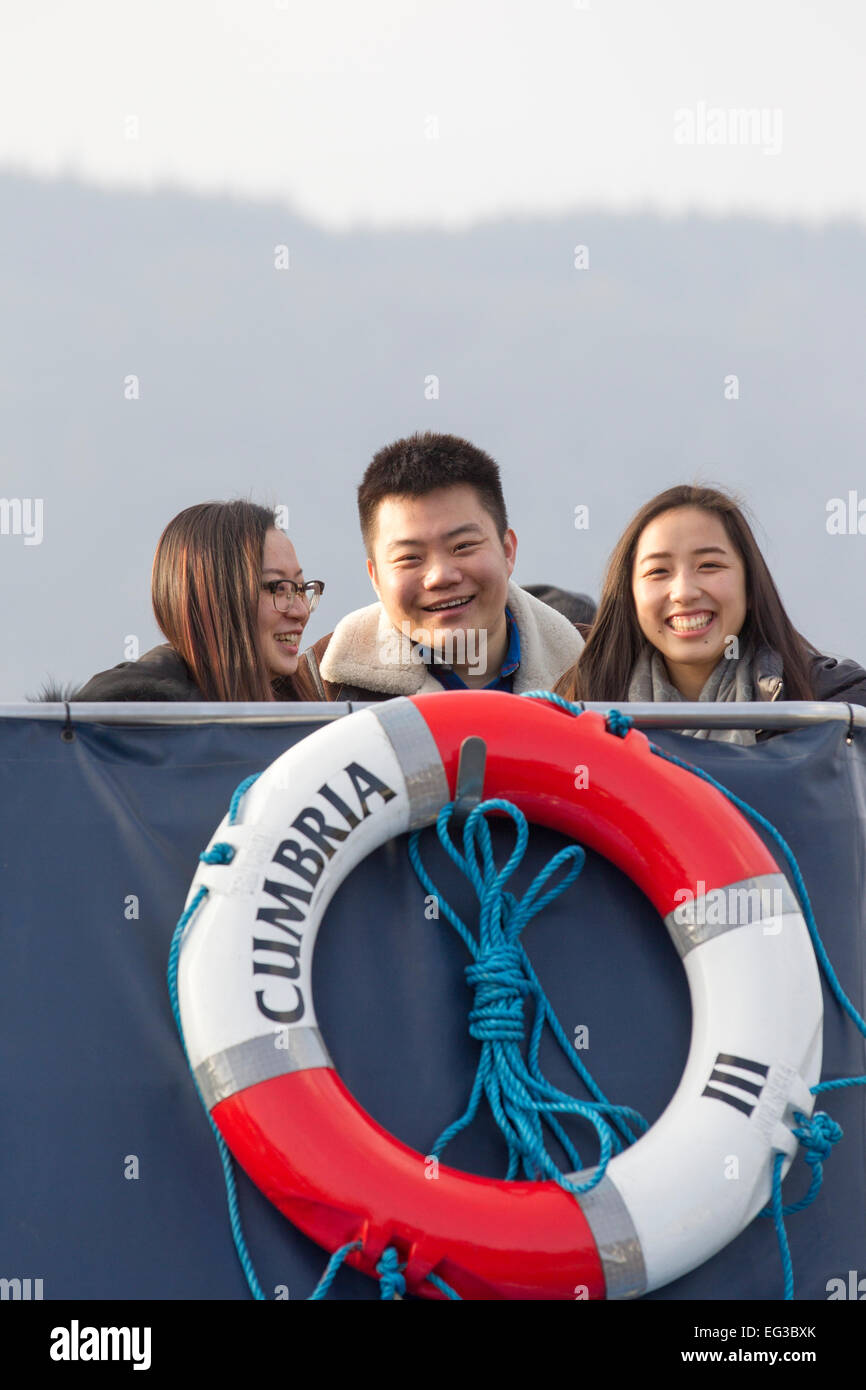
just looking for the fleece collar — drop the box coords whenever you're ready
[318,581,584,696]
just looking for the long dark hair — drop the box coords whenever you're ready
[152,500,310,701]
[555,485,817,702]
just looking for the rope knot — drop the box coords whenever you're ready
[199,842,235,865]
[376,1246,406,1300]
[605,709,632,738]
[465,942,528,1043]
[795,1110,843,1165]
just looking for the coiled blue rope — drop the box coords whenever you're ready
[519,690,866,1299]
[408,795,648,1194]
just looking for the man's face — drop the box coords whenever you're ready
[367,485,517,659]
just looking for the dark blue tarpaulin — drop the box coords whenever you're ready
[1,705,864,1300]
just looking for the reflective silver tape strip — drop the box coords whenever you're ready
[664,873,798,959]
[195,1027,333,1110]
[372,698,450,830]
[571,1170,647,1300]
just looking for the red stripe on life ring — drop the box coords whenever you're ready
[215,1068,606,1300]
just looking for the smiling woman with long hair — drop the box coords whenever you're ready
[75,501,324,702]
[555,484,866,741]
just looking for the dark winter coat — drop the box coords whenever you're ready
[746,651,866,711]
[70,643,312,702]
[800,653,866,707]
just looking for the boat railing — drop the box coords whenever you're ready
[2,700,864,730]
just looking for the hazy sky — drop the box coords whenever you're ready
[2,3,865,701]
[2,1,865,228]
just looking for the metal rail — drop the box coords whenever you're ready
[2,700,864,730]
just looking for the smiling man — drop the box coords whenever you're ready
[301,432,583,701]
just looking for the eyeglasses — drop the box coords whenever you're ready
[263,580,325,612]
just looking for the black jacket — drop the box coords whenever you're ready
[71,644,308,702]
[746,652,866,741]
[805,653,866,707]
[72,645,204,701]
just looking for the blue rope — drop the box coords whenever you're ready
[307,1242,464,1300]
[308,1240,362,1300]
[168,774,268,1301]
[767,1154,794,1301]
[519,689,584,716]
[761,1113,844,1299]
[773,1112,844,1217]
[409,797,648,1195]
[168,884,266,1300]
[200,842,235,864]
[376,1247,407,1300]
[605,708,633,738]
[814,1074,866,1092]
[426,1271,462,1300]
[229,773,260,823]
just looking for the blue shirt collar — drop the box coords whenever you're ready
[420,606,521,692]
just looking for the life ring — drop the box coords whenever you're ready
[177,691,823,1300]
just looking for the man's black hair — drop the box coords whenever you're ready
[357,431,508,552]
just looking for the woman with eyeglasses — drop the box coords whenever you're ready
[74,501,325,701]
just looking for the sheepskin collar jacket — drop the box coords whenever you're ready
[299,581,585,702]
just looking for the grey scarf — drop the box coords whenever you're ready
[627,643,784,744]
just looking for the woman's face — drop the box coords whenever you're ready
[631,507,748,694]
[258,528,311,679]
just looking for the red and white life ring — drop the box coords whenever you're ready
[177,691,822,1300]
